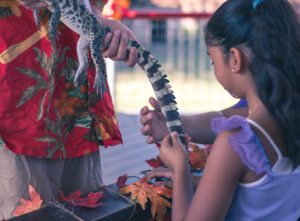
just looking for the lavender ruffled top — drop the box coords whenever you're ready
[211,115,272,176]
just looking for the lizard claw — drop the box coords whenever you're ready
[74,72,86,87]
[93,79,107,97]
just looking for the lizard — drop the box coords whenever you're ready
[34,0,187,145]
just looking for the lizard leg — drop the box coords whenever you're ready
[90,33,107,97]
[74,36,90,87]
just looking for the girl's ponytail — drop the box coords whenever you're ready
[249,0,300,166]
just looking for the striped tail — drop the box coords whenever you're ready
[129,40,187,146]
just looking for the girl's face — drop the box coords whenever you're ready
[207,46,239,98]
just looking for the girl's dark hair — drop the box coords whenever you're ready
[205,0,300,166]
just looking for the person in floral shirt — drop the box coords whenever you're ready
[0,0,138,219]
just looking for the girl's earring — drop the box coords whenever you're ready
[232,69,236,73]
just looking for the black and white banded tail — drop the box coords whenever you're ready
[128,40,187,145]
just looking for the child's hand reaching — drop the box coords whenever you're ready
[140,97,169,144]
[146,167,173,181]
[159,132,190,173]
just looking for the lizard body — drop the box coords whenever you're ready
[35,0,187,145]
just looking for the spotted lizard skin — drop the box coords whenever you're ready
[35,0,187,145]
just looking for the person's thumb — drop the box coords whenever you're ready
[171,132,181,145]
[149,97,161,112]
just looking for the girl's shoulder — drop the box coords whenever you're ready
[211,115,272,176]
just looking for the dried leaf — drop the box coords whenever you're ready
[116,174,128,189]
[188,143,209,170]
[13,185,43,216]
[60,190,103,208]
[146,156,164,168]
[120,178,172,221]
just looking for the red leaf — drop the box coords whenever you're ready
[146,156,164,168]
[117,174,128,189]
[60,190,103,208]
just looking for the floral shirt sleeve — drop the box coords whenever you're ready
[0,2,122,158]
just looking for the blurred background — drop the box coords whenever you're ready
[100,0,300,185]
[104,0,300,114]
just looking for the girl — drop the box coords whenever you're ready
[146,0,300,220]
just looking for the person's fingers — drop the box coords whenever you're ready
[101,32,113,51]
[102,30,121,58]
[145,168,173,180]
[140,124,151,136]
[162,134,172,147]
[124,47,138,67]
[140,112,152,126]
[184,133,192,143]
[109,32,128,61]
[149,97,161,111]
[171,131,181,145]
[146,136,155,144]
[140,106,150,116]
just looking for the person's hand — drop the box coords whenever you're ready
[99,19,138,67]
[140,97,169,144]
[145,167,173,188]
[159,132,189,172]
[145,167,173,181]
[17,0,48,9]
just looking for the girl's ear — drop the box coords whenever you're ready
[228,48,243,73]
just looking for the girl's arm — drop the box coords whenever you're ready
[140,97,248,144]
[183,130,247,221]
[161,130,247,221]
[159,133,194,220]
[181,106,248,144]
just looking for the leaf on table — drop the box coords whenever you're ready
[188,143,209,170]
[120,178,172,221]
[13,185,43,216]
[146,156,164,168]
[60,190,103,208]
[116,174,128,189]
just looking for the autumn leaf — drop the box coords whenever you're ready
[146,156,164,168]
[188,143,209,170]
[120,178,172,221]
[60,190,103,208]
[13,185,43,216]
[116,174,128,189]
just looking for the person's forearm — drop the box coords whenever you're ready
[172,163,194,221]
[181,111,221,144]
[181,107,248,144]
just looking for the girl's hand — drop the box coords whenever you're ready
[140,97,169,144]
[145,167,173,188]
[17,0,48,9]
[145,167,173,181]
[159,132,189,172]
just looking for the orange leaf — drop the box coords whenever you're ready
[120,179,172,220]
[153,185,172,199]
[188,143,209,169]
[13,185,43,216]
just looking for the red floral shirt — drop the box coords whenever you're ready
[0,2,122,158]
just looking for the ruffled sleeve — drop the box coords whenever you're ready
[211,115,272,176]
